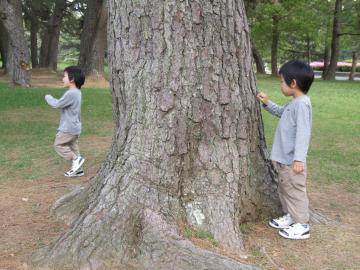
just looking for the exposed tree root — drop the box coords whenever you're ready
[309,207,341,225]
[32,207,261,270]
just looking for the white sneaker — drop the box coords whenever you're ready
[269,214,294,229]
[279,223,310,240]
[71,156,85,173]
[64,156,85,177]
[64,167,84,177]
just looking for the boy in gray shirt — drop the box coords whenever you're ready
[257,60,314,240]
[45,66,85,177]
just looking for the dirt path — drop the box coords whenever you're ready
[0,133,111,270]
[1,164,359,269]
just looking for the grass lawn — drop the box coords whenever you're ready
[0,76,359,269]
[258,76,360,186]
[0,82,112,181]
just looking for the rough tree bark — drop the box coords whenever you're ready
[32,1,280,269]
[323,0,342,80]
[349,51,358,81]
[78,0,107,80]
[0,0,31,86]
[39,0,67,71]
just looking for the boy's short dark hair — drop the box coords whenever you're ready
[64,66,85,89]
[279,60,314,94]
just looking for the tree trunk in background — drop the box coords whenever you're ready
[251,40,266,74]
[39,0,66,71]
[0,0,31,86]
[32,1,280,269]
[244,1,265,74]
[30,15,39,68]
[271,13,280,76]
[323,44,330,73]
[0,22,7,69]
[349,51,358,80]
[306,34,311,64]
[78,0,107,80]
[323,0,342,80]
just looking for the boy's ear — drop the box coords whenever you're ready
[290,79,297,88]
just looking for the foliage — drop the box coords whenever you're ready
[249,0,360,65]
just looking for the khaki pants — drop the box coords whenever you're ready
[274,162,309,224]
[54,131,80,161]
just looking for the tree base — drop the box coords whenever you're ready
[33,197,260,270]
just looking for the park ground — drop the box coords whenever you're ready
[0,70,359,269]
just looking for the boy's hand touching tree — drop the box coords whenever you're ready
[256,92,269,105]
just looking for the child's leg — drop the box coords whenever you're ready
[54,132,78,160]
[278,164,309,224]
[69,136,80,158]
[275,162,289,213]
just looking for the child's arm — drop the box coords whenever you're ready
[256,92,285,118]
[293,102,311,173]
[45,92,73,109]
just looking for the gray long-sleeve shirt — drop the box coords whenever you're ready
[264,95,312,165]
[45,88,82,135]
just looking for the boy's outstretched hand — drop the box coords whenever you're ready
[293,160,304,174]
[256,92,269,105]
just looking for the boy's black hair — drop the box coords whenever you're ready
[279,60,314,94]
[64,66,85,89]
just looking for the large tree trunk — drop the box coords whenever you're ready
[349,51,358,80]
[39,0,66,71]
[32,1,280,269]
[78,0,107,80]
[323,0,342,80]
[0,0,31,86]
[271,14,280,76]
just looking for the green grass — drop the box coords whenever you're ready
[257,76,360,184]
[1,77,360,186]
[0,81,112,180]
[184,227,219,246]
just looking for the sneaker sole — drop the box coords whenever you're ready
[64,171,85,177]
[278,230,310,240]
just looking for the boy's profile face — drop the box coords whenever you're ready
[62,72,74,88]
[280,75,296,97]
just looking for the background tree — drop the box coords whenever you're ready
[39,0,67,71]
[23,0,53,69]
[245,0,266,74]
[339,0,360,80]
[0,0,31,86]
[0,21,8,69]
[78,0,107,80]
[32,0,280,269]
[323,0,342,80]
[58,1,85,65]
